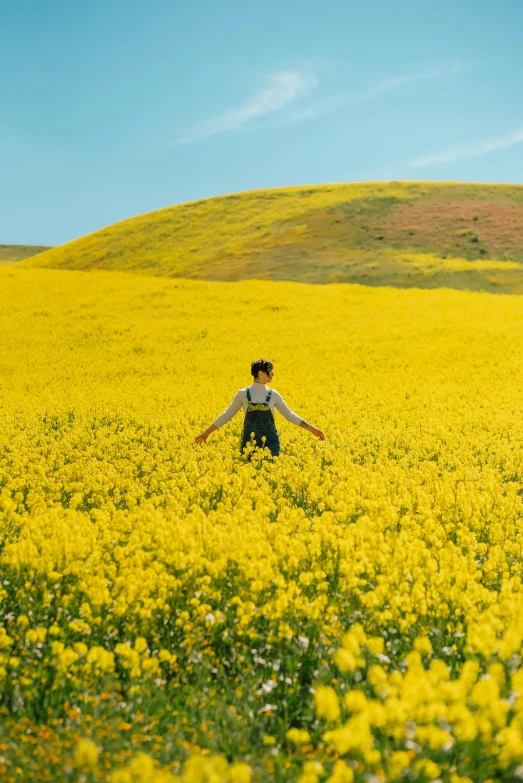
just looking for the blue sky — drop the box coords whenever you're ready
[2,0,523,245]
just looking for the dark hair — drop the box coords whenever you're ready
[251,358,273,379]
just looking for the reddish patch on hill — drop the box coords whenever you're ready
[367,200,523,260]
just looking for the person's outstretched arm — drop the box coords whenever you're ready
[274,394,326,440]
[195,391,243,444]
[298,419,326,440]
[195,422,218,444]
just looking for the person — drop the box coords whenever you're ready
[195,358,326,457]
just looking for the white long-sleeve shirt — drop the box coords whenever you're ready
[213,381,303,429]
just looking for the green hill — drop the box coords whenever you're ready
[1,244,51,263]
[22,182,523,293]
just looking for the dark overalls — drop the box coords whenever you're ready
[240,388,280,457]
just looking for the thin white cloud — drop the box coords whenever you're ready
[270,94,347,126]
[175,71,316,144]
[411,126,523,168]
[271,60,473,131]
[239,61,471,137]
[170,59,472,148]
[354,60,473,102]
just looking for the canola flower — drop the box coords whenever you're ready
[1,266,523,781]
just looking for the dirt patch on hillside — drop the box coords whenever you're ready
[360,199,523,261]
[218,194,523,265]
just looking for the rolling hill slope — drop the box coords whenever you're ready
[0,244,51,263]
[23,182,523,293]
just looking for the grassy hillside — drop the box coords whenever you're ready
[23,181,523,293]
[0,244,51,263]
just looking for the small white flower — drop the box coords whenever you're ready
[259,680,277,694]
[298,635,309,648]
[259,703,278,713]
[204,613,215,624]
[405,739,422,753]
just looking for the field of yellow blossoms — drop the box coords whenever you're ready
[2,265,523,782]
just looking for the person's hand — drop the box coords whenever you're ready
[195,432,210,445]
[312,427,326,440]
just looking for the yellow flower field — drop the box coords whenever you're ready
[2,265,523,781]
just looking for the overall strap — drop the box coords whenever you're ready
[265,389,272,403]
[246,388,252,402]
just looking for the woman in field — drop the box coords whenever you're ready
[195,358,326,457]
